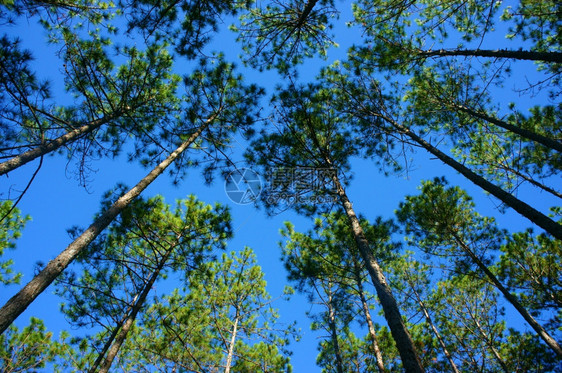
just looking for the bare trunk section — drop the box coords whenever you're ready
[327,290,345,373]
[353,262,386,373]
[381,116,562,240]
[450,231,562,357]
[224,314,239,373]
[0,111,122,176]
[419,48,562,64]
[332,175,425,373]
[97,249,173,373]
[296,0,319,28]
[452,103,562,153]
[0,120,211,334]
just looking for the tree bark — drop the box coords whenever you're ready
[88,306,132,373]
[224,314,239,373]
[419,48,562,64]
[381,116,562,240]
[304,110,424,372]
[332,175,425,373]
[450,231,562,357]
[353,262,386,373]
[0,111,123,176]
[0,120,211,334]
[97,247,173,373]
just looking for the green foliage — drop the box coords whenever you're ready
[396,177,504,273]
[280,212,398,372]
[0,318,65,372]
[496,230,562,330]
[234,0,338,72]
[55,193,231,370]
[1,0,560,370]
[502,1,561,53]
[122,0,251,58]
[0,201,30,285]
[122,248,294,372]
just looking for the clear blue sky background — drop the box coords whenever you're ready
[1,3,558,371]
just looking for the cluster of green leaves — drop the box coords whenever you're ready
[0,317,67,372]
[233,0,339,73]
[0,201,29,285]
[118,248,294,372]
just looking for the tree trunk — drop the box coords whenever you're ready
[450,231,562,357]
[491,161,562,200]
[327,291,345,373]
[451,103,562,153]
[404,275,459,373]
[331,174,425,373]
[88,306,133,373]
[0,111,122,176]
[296,0,319,28]
[97,249,173,373]
[466,306,510,373]
[353,262,386,373]
[224,314,239,373]
[419,48,562,64]
[0,120,211,334]
[381,116,562,240]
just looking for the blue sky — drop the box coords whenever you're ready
[1,2,559,371]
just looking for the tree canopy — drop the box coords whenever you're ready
[0,0,560,371]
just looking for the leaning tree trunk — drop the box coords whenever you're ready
[403,275,460,373]
[0,119,212,334]
[450,231,562,357]
[418,48,562,64]
[224,312,240,373]
[88,295,138,373]
[330,172,425,373]
[465,305,510,373]
[381,115,562,240]
[451,103,562,153]
[0,110,124,176]
[353,261,386,373]
[97,248,173,373]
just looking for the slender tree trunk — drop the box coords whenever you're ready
[97,247,173,373]
[417,299,459,373]
[381,116,562,240]
[88,300,136,373]
[450,231,562,357]
[418,48,562,63]
[224,314,239,373]
[0,111,122,176]
[353,263,386,373]
[404,277,459,373]
[331,174,425,373]
[492,161,562,199]
[466,307,509,373]
[327,291,345,373]
[451,103,562,153]
[0,120,211,334]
